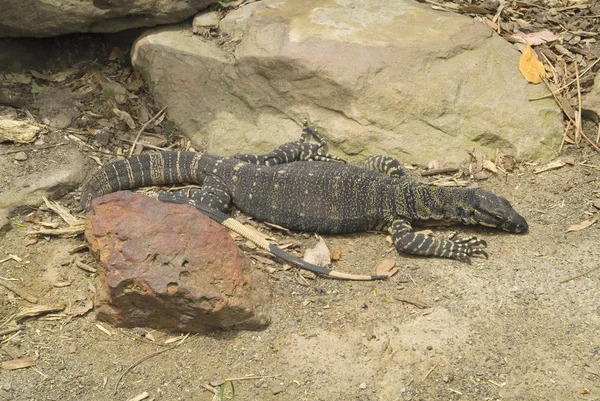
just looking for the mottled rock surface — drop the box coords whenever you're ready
[85,191,271,332]
[131,0,562,165]
[0,147,86,210]
[0,0,216,38]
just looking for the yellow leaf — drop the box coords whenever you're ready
[519,42,546,84]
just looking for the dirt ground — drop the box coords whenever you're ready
[2,3,600,401]
[2,136,600,401]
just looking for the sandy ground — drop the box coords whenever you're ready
[1,134,600,401]
[1,2,600,398]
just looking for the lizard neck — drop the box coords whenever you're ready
[393,183,466,225]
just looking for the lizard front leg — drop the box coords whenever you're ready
[390,219,488,263]
[363,155,405,178]
[158,175,232,213]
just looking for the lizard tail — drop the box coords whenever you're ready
[80,152,214,211]
[194,202,388,281]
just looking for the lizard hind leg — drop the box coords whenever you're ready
[390,219,487,263]
[233,121,347,165]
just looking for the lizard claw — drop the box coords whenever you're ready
[451,236,488,263]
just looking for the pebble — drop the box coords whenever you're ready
[359,382,367,389]
[13,151,27,161]
[271,385,285,395]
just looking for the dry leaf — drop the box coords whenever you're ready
[108,47,129,61]
[566,214,599,233]
[112,108,136,130]
[69,300,94,317]
[376,259,400,277]
[482,159,498,173]
[303,238,331,267]
[534,160,566,174]
[1,358,37,370]
[0,118,44,143]
[509,30,558,46]
[519,42,547,84]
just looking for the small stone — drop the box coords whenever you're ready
[359,382,367,390]
[271,385,285,395]
[13,151,28,161]
[427,345,433,350]
[593,200,600,210]
[331,248,342,261]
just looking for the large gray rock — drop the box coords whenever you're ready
[0,0,216,38]
[132,0,562,164]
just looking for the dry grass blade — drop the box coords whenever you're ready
[393,295,430,309]
[15,304,65,322]
[533,160,567,174]
[114,334,190,395]
[1,357,37,370]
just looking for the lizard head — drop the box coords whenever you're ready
[458,188,528,233]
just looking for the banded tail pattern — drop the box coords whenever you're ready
[80,152,216,211]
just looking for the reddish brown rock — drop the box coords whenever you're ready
[85,191,271,333]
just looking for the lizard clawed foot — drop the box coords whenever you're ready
[446,232,488,263]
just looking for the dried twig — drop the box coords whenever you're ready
[421,167,459,177]
[542,78,600,153]
[0,326,23,337]
[128,105,167,157]
[28,225,85,237]
[75,260,97,273]
[0,142,66,156]
[393,296,430,309]
[559,265,600,284]
[575,63,582,144]
[43,197,81,227]
[528,58,600,101]
[114,333,190,395]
